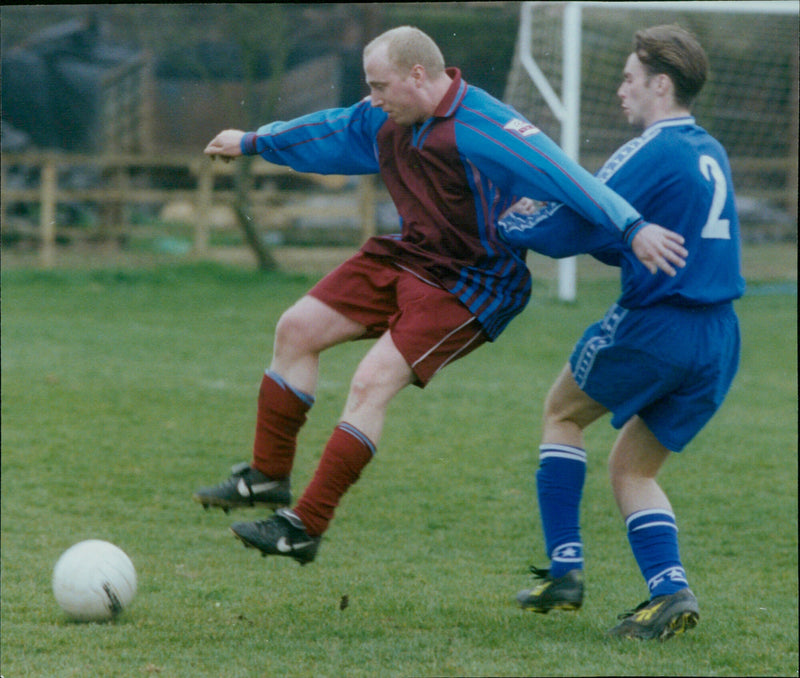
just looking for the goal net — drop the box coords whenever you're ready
[504,1,799,300]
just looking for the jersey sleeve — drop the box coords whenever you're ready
[240,99,384,175]
[454,93,647,244]
[499,202,622,265]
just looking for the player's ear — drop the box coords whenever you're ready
[655,72,673,97]
[410,64,425,86]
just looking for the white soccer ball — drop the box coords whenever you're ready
[52,540,137,622]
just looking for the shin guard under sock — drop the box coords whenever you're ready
[536,444,587,578]
[293,423,376,537]
[251,370,314,479]
[626,509,689,598]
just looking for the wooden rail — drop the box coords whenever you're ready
[2,151,795,268]
[1,152,379,267]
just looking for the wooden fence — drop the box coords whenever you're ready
[2,151,796,268]
[1,152,380,267]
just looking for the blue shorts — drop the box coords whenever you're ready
[570,302,740,452]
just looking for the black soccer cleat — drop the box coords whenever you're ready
[192,462,291,513]
[516,566,584,613]
[608,588,699,641]
[230,508,321,565]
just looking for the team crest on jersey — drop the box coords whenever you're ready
[504,118,540,137]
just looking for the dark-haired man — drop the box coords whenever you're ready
[502,25,743,640]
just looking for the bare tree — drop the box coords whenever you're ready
[219,5,292,270]
[106,4,298,269]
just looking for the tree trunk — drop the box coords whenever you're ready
[235,156,277,271]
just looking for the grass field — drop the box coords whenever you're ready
[1,245,797,677]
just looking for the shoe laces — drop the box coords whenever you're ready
[529,565,551,580]
[617,599,651,620]
[220,463,252,488]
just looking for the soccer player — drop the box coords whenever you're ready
[194,26,687,566]
[500,25,744,640]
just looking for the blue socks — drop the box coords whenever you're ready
[536,444,586,578]
[626,509,688,598]
[536,444,689,596]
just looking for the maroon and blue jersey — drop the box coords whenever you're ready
[241,68,648,339]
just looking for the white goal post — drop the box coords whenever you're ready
[505,1,799,301]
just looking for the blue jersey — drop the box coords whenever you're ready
[240,68,651,338]
[500,117,746,307]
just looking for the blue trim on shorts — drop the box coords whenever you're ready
[572,304,628,389]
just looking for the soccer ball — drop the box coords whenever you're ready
[52,540,137,622]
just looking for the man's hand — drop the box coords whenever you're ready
[204,129,246,161]
[631,223,688,276]
[502,197,544,218]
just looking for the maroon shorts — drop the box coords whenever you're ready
[308,251,488,387]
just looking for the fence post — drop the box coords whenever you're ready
[40,156,57,268]
[359,175,376,242]
[789,35,798,223]
[195,159,213,256]
[102,158,128,248]
[0,159,6,234]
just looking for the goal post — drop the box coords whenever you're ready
[506,0,799,301]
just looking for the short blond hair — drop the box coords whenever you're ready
[364,26,445,77]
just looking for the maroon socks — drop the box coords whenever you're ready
[294,423,376,537]
[251,371,313,479]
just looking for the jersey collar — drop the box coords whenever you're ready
[433,68,467,119]
[646,116,696,133]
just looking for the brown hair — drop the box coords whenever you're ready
[364,26,445,77]
[634,25,708,107]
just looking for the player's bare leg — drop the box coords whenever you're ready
[291,331,413,533]
[338,330,414,445]
[270,295,367,395]
[607,416,672,517]
[231,332,414,562]
[541,363,608,446]
[518,364,607,612]
[607,416,698,640]
[193,296,365,512]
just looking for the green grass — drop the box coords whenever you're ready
[1,258,797,677]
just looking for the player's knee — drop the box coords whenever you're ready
[348,364,389,402]
[542,396,561,426]
[347,375,371,412]
[348,358,409,411]
[607,445,659,490]
[344,371,389,419]
[274,306,314,353]
[542,394,578,432]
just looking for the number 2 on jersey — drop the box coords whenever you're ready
[699,155,731,239]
